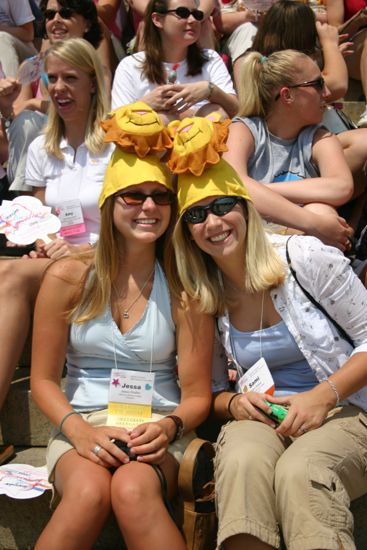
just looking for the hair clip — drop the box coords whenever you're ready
[259,55,268,64]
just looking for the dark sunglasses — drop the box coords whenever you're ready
[45,8,74,21]
[275,77,325,101]
[183,196,241,224]
[158,7,204,21]
[117,191,174,206]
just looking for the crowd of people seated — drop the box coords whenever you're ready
[1,0,367,548]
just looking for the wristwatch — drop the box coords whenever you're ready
[207,81,215,99]
[165,414,184,442]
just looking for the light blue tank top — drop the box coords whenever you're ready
[230,319,318,394]
[65,262,180,411]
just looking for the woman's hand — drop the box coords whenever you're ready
[229,392,277,428]
[316,20,340,47]
[25,238,77,260]
[0,78,21,116]
[128,421,171,464]
[309,210,353,251]
[141,85,177,112]
[268,387,334,437]
[70,423,133,468]
[165,81,210,112]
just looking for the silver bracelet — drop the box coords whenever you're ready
[325,378,340,406]
[58,410,81,433]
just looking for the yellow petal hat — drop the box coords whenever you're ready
[99,102,173,208]
[167,113,252,215]
[101,101,173,157]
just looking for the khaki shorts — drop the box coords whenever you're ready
[214,406,367,550]
[47,409,195,482]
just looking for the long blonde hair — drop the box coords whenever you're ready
[238,49,309,118]
[169,200,285,315]
[44,38,109,159]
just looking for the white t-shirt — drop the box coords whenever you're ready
[26,135,114,245]
[111,49,236,110]
[0,0,35,27]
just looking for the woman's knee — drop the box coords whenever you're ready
[111,463,162,520]
[62,473,111,516]
[0,259,48,298]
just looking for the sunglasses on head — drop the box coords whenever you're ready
[117,191,174,206]
[183,196,241,224]
[158,6,204,21]
[45,8,74,20]
[275,76,325,101]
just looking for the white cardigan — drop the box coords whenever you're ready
[217,234,367,412]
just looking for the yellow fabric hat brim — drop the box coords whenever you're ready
[177,159,252,215]
[99,148,173,208]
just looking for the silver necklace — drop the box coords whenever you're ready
[113,267,155,319]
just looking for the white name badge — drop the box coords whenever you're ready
[57,200,86,237]
[107,369,155,430]
[237,357,275,395]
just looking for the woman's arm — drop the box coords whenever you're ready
[317,21,349,100]
[128,294,214,463]
[31,260,129,467]
[270,237,367,435]
[0,21,34,42]
[223,121,353,249]
[327,0,345,27]
[265,129,353,205]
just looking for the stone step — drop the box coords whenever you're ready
[0,370,51,447]
[0,448,125,550]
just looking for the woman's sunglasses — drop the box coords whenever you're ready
[275,77,325,100]
[183,197,241,224]
[157,7,204,21]
[45,8,74,21]
[117,191,174,206]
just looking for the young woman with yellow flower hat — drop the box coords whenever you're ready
[167,113,367,550]
[30,102,213,550]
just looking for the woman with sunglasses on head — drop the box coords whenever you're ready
[111,0,238,121]
[30,104,213,549]
[167,115,367,550]
[0,38,113,466]
[222,49,354,251]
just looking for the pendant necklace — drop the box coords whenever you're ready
[113,267,155,319]
[166,63,180,84]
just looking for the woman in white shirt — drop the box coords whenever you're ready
[111,0,238,120]
[0,38,111,464]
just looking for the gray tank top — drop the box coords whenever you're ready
[234,116,320,183]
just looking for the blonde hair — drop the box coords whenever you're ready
[168,201,285,315]
[44,38,109,159]
[238,49,309,118]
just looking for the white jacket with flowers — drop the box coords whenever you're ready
[217,234,367,412]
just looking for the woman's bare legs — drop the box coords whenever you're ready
[0,258,52,409]
[35,450,112,550]
[111,454,186,550]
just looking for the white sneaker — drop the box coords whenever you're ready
[357,107,367,127]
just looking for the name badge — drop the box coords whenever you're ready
[107,369,155,430]
[237,357,275,395]
[57,200,86,237]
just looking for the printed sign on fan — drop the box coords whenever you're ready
[0,196,61,245]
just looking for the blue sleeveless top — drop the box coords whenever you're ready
[65,262,180,411]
